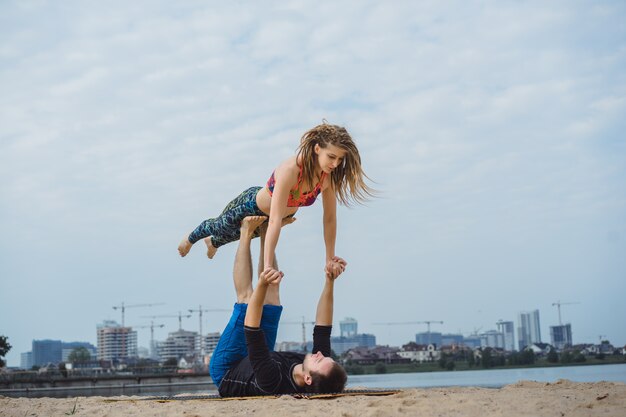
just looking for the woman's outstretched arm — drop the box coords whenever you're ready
[263,161,297,271]
[321,183,337,262]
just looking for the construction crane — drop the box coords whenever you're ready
[281,317,316,351]
[372,320,444,344]
[142,311,192,331]
[188,305,230,356]
[468,327,482,337]
[112,302,165,327]
[128,321,165,358]
[551,301,580,325]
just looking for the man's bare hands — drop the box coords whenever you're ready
[325,256,347,280]
[260,267,283,286]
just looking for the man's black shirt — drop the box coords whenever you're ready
[217,325,332,397]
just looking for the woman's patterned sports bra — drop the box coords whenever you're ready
[266,165,327,207]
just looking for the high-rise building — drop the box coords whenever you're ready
[479,330,505,349]
[158,329,199,361]
[97,320,138,361]
[496,321,516,351]
[340,317,358,338]
[550,324,572,350]
[203,332,221,356]
[517,310,541,350]
[32,339,63,366]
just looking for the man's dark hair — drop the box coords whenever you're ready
[306,362,347,393]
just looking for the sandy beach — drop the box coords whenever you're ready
[1,380,625,417]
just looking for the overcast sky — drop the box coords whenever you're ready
[1,1,625,367]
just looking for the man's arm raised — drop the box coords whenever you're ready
[242,269,284,394]
[244,269,283,328]
[315,257,347,326]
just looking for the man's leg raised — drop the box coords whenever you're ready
[234,216,267,303]
[209,216,267,388]
[258,216,295,306]
[256,218,295,350]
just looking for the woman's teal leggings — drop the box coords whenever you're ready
[187,186,266,248]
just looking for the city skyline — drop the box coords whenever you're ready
[12,305,620,368]
[2,1,625,368]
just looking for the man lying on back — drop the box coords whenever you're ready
[209,216,348,397]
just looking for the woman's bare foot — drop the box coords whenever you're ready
[240,216,268,240]
[178,236,193,257]
[203,237,218,259]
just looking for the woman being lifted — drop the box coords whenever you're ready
[178,122,374,276]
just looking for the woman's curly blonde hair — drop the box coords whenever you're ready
[296,122,375,206]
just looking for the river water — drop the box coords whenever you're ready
[346,363,626,389]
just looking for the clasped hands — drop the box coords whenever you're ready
[260,256,347,285]
[325,256,347,280]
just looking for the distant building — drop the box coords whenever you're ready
[178,356,192,369]
[415,332,442,347]
[526,342,552,355]
[462,336,481,349]
[496,321,516,351]
[325,317,376,355]
[340,317,358,338]
[586,341,615,355]
[398,344,440,363]
[203,332,221,356]
[21,352,33,369]
[441,334,464,347]
[32,339,62,366]
[331,333,376,355]
[550,324,572,350]
[62,342,97,362]
[97,320,138,361]
[518,310,541,350]
[158,329,199,361]
[479,330,504,349]
[27,340,98,368]
[344,346,411,365]
[599,342,615,354]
